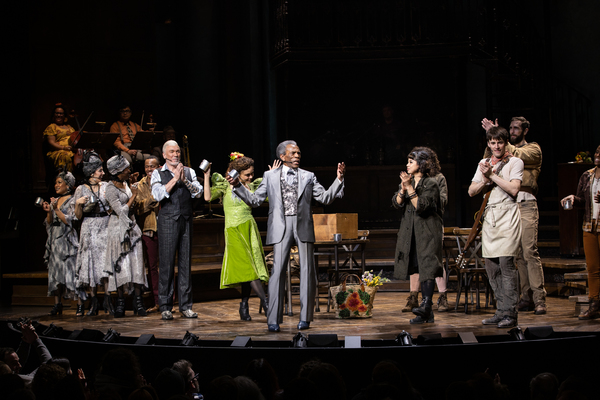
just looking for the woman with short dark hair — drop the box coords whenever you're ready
[392,147,444,324]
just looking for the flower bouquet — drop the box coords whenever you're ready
[330,273,381,318]
[575,151,592,163]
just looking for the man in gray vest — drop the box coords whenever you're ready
[151,140,206,320]
[227,140,345,332]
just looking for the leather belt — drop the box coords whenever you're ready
[83,212,108,218]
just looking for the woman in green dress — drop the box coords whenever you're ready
[204,153,279,320]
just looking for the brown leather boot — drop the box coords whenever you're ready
[578,300,600,320]
[402,292,419,312]
[436,292,449,312]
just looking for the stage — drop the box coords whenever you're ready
[2,292,599,340]
[3,293,599,400]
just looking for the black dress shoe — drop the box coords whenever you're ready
[267,324,280,332]
[297,321,310,330]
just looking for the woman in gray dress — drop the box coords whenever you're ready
[392,147,444,324]
[104,155,148,317]
[74,152,111,315]
[43,171,79,315]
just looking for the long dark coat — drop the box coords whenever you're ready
[392,176,443,281]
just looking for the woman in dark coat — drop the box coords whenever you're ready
[392,147,444,323]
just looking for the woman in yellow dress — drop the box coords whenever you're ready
[43,104,75,172]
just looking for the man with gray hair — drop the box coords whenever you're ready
[227,140,345,332]
[151,140,208,320]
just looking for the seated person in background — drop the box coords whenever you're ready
[44,103,75,172]
[110,105,151,165]
[152,126,178,163]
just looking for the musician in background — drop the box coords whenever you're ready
[482,116,546,315]
[110,105,151,165]
[468,126,523,328]
[44,103,75,172]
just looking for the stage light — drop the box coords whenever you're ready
[395,331,414,346]
[231,336,252,347]
[344,336,361,348]
[180,331,199,346]
[42,323,63,338]
[415,333,443,345]
[68,329,105,342]
[508,326,525,341]
[103,328,121,343]
[135,334,156,345]
[292,332,308,348]
[524,326,555,340]
[308,334,339,347]
[458,332,478,344]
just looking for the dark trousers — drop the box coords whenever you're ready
[485,256,519,318]
[142,234,159,305]
[158,216,193,312]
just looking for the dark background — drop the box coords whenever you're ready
[3,0,600,273]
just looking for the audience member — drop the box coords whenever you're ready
[530,372,559,400]
[1,322,52,387]
[234,376,265,400]
[243,359,281,400]
[128,386,160,400]
[153,368,186,400]
[171,359,199,399]
[32,363,67,400]
[94,348,144,400]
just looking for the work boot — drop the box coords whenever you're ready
[579,300,600,320]
[436,292,449,312]
[517,298,535,312]
[534,303,547,315]
[402,291,419,312]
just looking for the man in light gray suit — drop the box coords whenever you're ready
[227,140,345,332]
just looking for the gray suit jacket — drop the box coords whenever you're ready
[233,167,344,245]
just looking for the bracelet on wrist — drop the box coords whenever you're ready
[408,191,417,199]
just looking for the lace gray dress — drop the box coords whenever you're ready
[44,195,79,298]
[104,182,147,293]
[74,182,110,295]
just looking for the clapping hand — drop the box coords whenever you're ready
[399,171,412,191]
[50,197,59,210]
[479,161,493,179]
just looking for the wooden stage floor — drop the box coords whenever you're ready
[2,293,599,341]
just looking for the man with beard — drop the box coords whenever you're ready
[151,140,207,320]
[482,116,546,314]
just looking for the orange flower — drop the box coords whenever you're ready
[357,304,367,312]
[346,292,362,311]
[339,303,346,310]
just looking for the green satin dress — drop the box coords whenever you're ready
[210,173,269,289]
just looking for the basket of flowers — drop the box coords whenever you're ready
[330,270,389,318]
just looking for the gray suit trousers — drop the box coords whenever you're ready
[268,215,316,325]
[158,216,193,312]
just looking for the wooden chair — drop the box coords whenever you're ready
[447,227,493,313]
